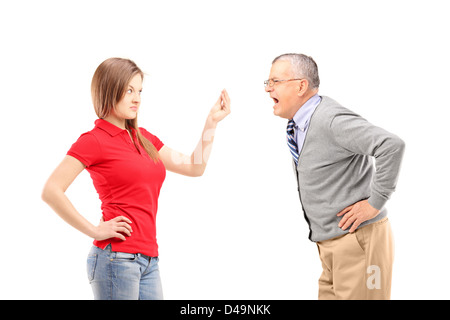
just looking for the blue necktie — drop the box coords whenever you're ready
[287,119,299,165]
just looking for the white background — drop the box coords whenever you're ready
[1,0,449,300]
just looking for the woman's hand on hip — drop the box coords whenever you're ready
[93,216,133,241]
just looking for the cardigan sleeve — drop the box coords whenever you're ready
[330,112,405,210]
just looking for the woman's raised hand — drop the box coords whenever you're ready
[209,89,231,123]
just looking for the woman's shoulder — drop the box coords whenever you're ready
[138,127,164,149]
[138,127,157,139]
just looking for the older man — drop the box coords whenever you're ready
[265,53,405,300]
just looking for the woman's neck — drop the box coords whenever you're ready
[103,114,126,130]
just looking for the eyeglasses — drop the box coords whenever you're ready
[264,78,303,88]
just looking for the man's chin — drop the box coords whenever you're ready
[273,105,281,116]
[273,106,288,119]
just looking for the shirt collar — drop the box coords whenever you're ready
[292,94,322,132]
[95,119,127,137]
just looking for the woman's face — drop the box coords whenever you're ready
[113,74,143,120]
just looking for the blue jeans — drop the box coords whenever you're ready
[86,244,163,300]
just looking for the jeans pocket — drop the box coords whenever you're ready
[87,252,98,282]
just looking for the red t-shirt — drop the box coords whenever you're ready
[67,119,166,256]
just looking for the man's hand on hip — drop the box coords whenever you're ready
[337,200,380,233]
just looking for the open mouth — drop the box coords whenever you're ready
[272,97,279,104]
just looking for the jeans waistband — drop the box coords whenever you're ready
[104,244,154,262]
[138,253,152,262]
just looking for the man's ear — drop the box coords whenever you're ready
[297,79,309,96]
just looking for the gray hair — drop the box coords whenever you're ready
[272,53,320,89]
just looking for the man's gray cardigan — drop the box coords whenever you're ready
[294,96,405,242]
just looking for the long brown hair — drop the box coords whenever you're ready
[91,58,159,161]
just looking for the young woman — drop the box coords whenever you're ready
[41,57,230,300]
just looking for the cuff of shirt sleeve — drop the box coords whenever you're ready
[368,191,389,211]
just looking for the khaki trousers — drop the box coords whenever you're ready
[316,217,394,300]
